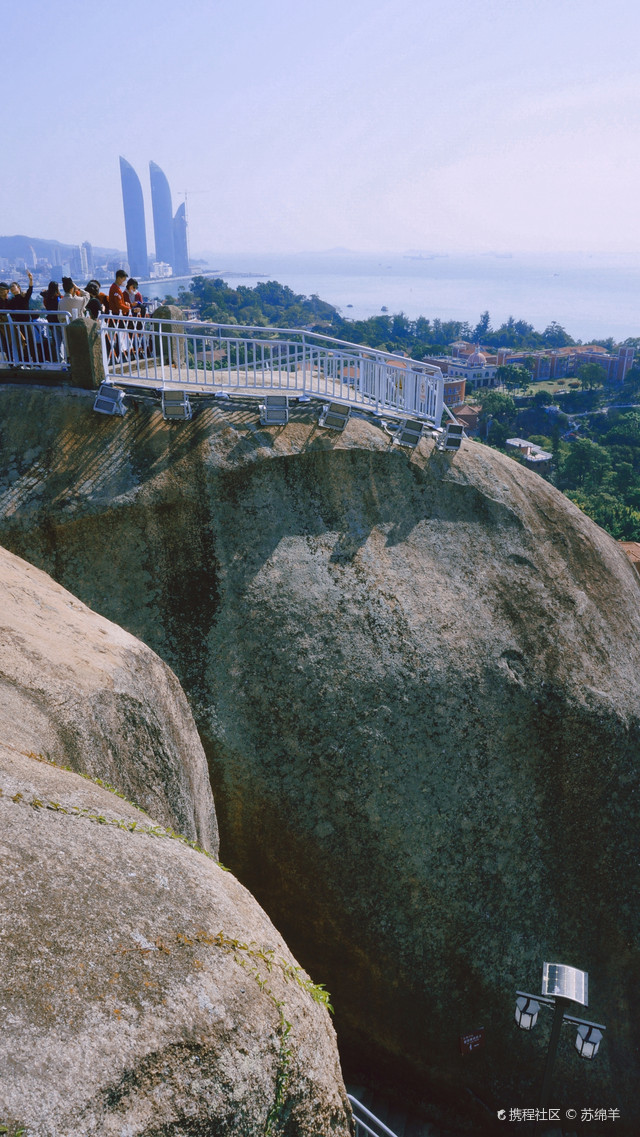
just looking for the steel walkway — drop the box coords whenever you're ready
[98,315,447,426]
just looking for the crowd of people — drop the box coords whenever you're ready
[0,269,152,365]
[39,270,147,322]
[0,269,147,323]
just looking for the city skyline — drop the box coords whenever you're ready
[2,2,640,256]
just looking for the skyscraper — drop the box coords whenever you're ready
[82,241,93,275]
[172,202,189,276]
[119,157,148,278]
[149,161,175,269]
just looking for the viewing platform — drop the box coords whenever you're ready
[99,314,447,425]
[0,309,452,428]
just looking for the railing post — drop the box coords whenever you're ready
[153,305,187,381]
[66,317,105,389]
[99,317,111,380]
[433,368,444,426]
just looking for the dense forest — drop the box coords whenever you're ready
[478,383,640,541]
[165,275,640,541]
[166,277,593,354]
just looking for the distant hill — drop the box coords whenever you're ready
[0,234,124,262]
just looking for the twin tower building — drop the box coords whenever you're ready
[119,157,189,280]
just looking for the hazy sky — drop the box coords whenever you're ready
[4,0,640,255]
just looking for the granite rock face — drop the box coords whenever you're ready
[0,541,217,852]
[0,747,351,1136]
[2,386,640,1130]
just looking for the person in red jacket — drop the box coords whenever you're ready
[108,269,131,317]
[107,270,131,360]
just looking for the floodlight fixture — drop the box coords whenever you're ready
[437,421,464,452]
[515,996,540,1031]
[542,963,588,1007]
[575,1024,603,1060]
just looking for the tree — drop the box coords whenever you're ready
[542,321,574,348]
[391,312,411,343]
[577,362,607,390]
[473,310,492,340]
[495,363,533,393]
[558,438,611,490]
[604,411,640,448]
[478,391,516,419]
[487,420,510,447]
[566,490,640,540]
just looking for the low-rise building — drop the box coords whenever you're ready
[443,376,466,407]
[620,542,640,576]
[454,404,481,434]
[496,345,635,383]
[506,437,553,466]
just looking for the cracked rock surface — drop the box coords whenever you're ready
[0,542,217,851]
[2,386,640,1130]
[0,748,351,1136]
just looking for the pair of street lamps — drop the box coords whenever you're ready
[515,963,606,1109]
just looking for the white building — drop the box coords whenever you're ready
[150,261,173,279]
[447,347,498,390]
[506,438,552,465]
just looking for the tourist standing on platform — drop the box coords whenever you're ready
[124,278,145,316]
[8,270,33,321]
[0,283,12,360]
[108,270,131,317]
[59,277,90,320]
[41,281,61,317]
[85,281,109,320]
[4,271,33,361]
[108,270,131,359]
[40,281,63,363]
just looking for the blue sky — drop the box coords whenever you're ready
[4,0,640,255]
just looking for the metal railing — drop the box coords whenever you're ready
[347,1094,400,1137]
[98,316,446,425]
[0,310,71,371]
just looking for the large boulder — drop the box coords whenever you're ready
[0,746,351,1135]
[0,542,216,851]
[2,386,640,1130]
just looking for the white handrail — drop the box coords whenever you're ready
[178,319,442,374]
[98,315,446,424]
[0,310,71,370]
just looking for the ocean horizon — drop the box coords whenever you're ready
[145,250,640,344]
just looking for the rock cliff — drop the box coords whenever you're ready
[0,745,351,1135]
[0,541,217,852]
[2,384,640,1130]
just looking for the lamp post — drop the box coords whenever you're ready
[514,963,606,1117]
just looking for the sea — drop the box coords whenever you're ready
[143,251,640,344]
